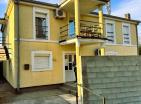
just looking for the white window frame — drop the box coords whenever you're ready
[33,7,50,40]
[105,20,116,44]
[122,23,131,45]
[31,51,53,71]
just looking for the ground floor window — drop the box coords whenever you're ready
[32,51,52,71]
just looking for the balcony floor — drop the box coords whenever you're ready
[59,36,107,45]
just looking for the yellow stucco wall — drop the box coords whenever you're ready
[81,15,138,46]
[18,4,75,88]
[20,42,75,87]
[3,3,17,88]
[81,15,138,56]
[3,2,138,88]
[19,4,138,88]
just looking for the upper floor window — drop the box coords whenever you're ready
[69,20,75,38]
[106,21,115,44]
[122,23,130,45]
[33,8,50,40]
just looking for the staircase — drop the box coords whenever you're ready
[0,45,10,60]
[0,36,10,61]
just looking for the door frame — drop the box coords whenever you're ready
[63,51,75,83]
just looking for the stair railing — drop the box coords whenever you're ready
[77,84,106,104]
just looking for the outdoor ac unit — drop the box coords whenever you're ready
[94,48,105,56]
[55,9,66,19]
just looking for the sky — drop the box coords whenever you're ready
[0,0,141,41]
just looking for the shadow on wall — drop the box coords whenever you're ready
[0,61,4,83]
[139,46,141,55]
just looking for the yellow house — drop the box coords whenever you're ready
[0,0,140,96]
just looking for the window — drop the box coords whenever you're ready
[69,20,75,38]
[33,8,49,40]
[122,23,130,45]
[32,51,52,71]
[106,21,115,44]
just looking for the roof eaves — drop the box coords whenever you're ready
[91,12,141,24]
[16,0,59,8]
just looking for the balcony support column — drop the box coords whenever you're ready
[74,0,83,103]
[74,0,80,36]
[75,39,83,104]
[98,5,104,35]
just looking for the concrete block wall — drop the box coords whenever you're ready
[82,56,141,104]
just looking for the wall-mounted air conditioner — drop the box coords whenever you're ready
[55,9,66,19]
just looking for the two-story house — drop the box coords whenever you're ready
[0,0,140,96]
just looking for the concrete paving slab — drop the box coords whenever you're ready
[0,84,77,104]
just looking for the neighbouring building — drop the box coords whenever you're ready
[0,0,140,96]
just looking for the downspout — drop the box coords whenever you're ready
[136,24,139,55]
[16,0,20,93]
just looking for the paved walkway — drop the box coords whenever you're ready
[0,83,77,104]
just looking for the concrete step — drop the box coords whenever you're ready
[60,82,77,96]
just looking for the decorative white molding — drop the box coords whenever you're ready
[122,22,131,45]
[33,7,50,40]
[15,38,58,43]
[105,51,119,56]
[31,51,53,72]
[105,19,116,44]
[104,43,137,47]
[85,14,138,24]
[62,51,75,83]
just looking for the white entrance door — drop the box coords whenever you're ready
[64,53,76,82]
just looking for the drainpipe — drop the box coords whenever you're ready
[136,24,139,55]
[16,0,20,93]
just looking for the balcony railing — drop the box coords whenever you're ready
[59,20,109,43]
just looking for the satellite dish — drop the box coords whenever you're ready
[106,1,111,15]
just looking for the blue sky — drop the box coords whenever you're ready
[0,0,141,41]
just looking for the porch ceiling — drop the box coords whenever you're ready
[60,38,105,45]
[60,0,107,14]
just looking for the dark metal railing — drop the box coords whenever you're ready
[67,83,106,104]
[0,37,11,60]
[36,25,48,39]
[77,84,106,104]
[59,20,108,42]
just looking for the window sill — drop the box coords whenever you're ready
[105,43,137,47]
[105,43,116,45]
[33,39,58,43]
[19,39,58,43]
[32,68,53,72]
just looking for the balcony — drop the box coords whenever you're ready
[59,20,109,44]
[60,0,109,14]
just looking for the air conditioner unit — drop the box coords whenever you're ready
[94,48,105,56]
[55,9,66,19]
